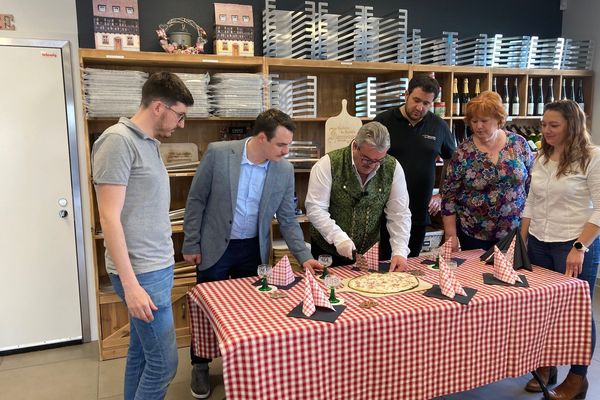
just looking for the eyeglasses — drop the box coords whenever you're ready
[161,102,186,123]
[356,145,386,166]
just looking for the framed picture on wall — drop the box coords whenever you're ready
[92,0,140,51]
[214,3,254,56]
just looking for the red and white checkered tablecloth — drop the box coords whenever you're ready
[187,250,592,400]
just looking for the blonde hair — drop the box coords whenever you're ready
[464,91,507,127]
[541,100,593,177]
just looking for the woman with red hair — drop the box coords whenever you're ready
[442,91,533,251]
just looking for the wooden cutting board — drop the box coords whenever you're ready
[160,143,199,166]
[325,99,363,153]
[337,274,433,298]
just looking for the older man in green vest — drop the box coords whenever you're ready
[306,121,411,271]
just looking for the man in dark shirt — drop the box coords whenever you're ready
[375,75,456,257]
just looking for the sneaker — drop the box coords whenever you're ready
[191,363,211,399]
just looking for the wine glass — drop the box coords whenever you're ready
[324,274,341,304]
[446,260,458,273]
[318,254,333,279]
[430,248,440,269]
[257,264,273,292]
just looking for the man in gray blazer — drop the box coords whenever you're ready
[182,108,321,399]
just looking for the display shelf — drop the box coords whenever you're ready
[83,49,594,360]
[168,172,196,177]
[80,49,264,70]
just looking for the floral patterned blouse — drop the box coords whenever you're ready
[441,131,534,241]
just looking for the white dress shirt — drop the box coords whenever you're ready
[305,153,412,258]
[523,146,600,242]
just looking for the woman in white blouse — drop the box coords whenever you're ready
[521,100,600,400]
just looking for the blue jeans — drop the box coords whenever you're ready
[109,266,178,400]
[527,235,600,376]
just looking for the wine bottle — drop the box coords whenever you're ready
[502,78,510,115]
[536,78,544,115]
[561,79,567,100]
[461,78,470,116]
[492,77,498,93]
[474,78,481,98]
[569,78,576,101]
[527,78,534,116]
[510,77,520,116]
[452,78,460,117]
[576,79,585,111]
[545,78,554,104]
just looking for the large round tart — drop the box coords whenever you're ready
[347,272,420,294]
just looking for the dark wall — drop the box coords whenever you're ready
[76,0,563,54]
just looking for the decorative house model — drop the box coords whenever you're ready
[92,0,140,51]
[214,3,254,56]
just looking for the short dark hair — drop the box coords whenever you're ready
[408,74,440,99]
[141,72,194,108]
[252,109,296,140]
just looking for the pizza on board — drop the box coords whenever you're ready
[347,272,420,295]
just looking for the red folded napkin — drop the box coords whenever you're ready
[439,255,467,298]
[440,237,454,261]
[493,244,522,285]
[302,270,334,317]
[505,236,516,266]
[268,255,295,286]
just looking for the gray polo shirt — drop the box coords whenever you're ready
[92,117,174,275]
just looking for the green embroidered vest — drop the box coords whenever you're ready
[310,145,395,255]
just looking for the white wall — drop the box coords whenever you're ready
[0,1,98,341]
[562,0,600,143]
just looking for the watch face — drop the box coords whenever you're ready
[574,242,584,250]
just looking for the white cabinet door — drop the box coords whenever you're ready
[0,43,83,351]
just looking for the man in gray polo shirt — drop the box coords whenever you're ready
[92,72,193,400]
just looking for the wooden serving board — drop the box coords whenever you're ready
[337,275,433,298]
[160,143,199,166]
[325,99,363,153]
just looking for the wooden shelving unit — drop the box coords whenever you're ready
[80,49,593,359]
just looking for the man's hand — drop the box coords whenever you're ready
[335,239,356,259]
[428,194,442,215]
[183,253,201,265]
[303,259,323,275]
[389,255,408,272]
[123,283,158,323]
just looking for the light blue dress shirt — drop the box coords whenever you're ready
[230,139,269,239]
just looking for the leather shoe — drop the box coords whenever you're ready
[548,372,588,400]
[525,366,558,392]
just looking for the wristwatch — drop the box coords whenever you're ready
[573,241,590,252]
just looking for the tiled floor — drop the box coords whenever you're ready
[2,294,599,400]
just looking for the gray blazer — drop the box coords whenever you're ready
[182,139,312,270]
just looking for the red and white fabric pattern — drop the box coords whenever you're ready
[268,255,295,286]
[440,237,453,261]
[493,245,522,284]
[439,255,467,298]
[363,242,379,269]
[302,270,334,317]
[187,249,592,400]
[505,236,516,267]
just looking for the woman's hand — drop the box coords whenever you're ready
[445,235,461,252]
[565,248,585,277]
